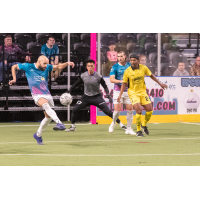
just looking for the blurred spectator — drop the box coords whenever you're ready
[107,41,117,62]
[139,55,147,65]
[190,56,200,76]
[173,62,189,76]
[0,35,30,84]
[139,55,157,76]
[41,35,60,82]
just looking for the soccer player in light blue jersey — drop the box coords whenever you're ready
[9,55,75,145]
[109,51,135,135]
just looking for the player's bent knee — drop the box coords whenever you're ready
[136,110,142,114]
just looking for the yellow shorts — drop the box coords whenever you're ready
[129,93,151,106]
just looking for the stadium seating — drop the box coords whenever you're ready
[168,52,188,67]
[73,43,90,55]
[27,42,42,62]
[128,45,145,56]
[145,43,157,55]
[118,33,137,44]
[36,33,51,45]
[115,43,127,55]
[161,65,177,76]
[148,52,169,65]
[80,33,90,46]
[14,33,33,49]
[100,43,109,54]
[0,33,7,42]
[62,33,80,51]
[54,33,63,42]
[27,42,42,54]
[55,42,67,53]
[100,34,117,46]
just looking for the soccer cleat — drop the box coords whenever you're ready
[65,126,76,132]
[121,125,127,131]
[125,128,136,135]
[53,123,66,131]
[141,125,149,135]
[136,131,144,137]
[33,133,43,145]
[109,123,115,133]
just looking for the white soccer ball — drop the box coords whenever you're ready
[60,93,73,106]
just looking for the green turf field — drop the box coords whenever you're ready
[0,122,200,166]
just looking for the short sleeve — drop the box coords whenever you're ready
[47,64,53,72]
[41,45,46,56]
[109,65,116,76]
[144,65,152,76]
[123,70,128,83]
[56,46,59,54]
[18,63,29,71]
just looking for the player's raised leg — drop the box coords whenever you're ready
[38,98,66,131]
[141,102,153,135]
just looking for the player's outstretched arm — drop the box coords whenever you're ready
[9,64,19,85]
[100,77,112,103]
[150,74,168,90]
[117,82,126,103]
[52,62,75,71]
[66,78,83,94]
[110,75,123,84]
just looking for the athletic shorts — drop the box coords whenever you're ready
[128,93,151,106]
[32,94,54,108]
[113,90,132,104]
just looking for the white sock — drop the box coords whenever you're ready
[127,110,133,129]
[42,103,62,124]
[113,110,120,124]
[72,124,75,128]
[37,117,52,137]
[119,121,124,127]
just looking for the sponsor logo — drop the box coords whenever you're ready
[187,98,197,103]
[99,102,105,105]
[41,77,45,81]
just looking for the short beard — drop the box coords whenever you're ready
[38,66,45,71]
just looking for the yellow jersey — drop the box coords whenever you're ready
[123,64,152,95]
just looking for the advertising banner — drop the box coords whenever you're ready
[98,76,200,118]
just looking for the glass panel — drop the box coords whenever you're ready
[100,33,158,76]
[161,33,199,76]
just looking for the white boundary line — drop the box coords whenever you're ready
[0,123,91,127]
[181,122,200,125]
[0,153,200,156]
[0,137,200,145]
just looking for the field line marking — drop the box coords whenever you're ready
[0,124,91,127]
[181,122,200,125]
[0,153,200,156]
[1,137,200,145]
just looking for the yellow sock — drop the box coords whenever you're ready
[142,111,153,127]
[136,113,142,131]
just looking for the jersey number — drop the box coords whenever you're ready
[145,96,149,101]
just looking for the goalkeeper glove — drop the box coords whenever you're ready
[105,94,112,103]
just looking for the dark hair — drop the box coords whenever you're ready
[48,35,55,40]
[5,34,12,39]
[130,54,139,60]
[86,59,95,64]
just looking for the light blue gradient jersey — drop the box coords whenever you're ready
[18,63,53,95]
[109,62,131,92]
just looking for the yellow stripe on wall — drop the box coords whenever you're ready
[96,114,200,124]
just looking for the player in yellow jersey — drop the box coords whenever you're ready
[117,54,168,137]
